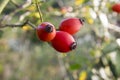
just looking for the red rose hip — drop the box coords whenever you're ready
[36,22,56,42]
[51,31,77,53]
[59,18,84,35]
[112,3,120,13]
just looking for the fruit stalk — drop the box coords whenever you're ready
[35,0,43,22]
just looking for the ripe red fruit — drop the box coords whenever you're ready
[36,22,56,42]
[51,31,77,53]
[59,18,84,35]
[112,3,120,13]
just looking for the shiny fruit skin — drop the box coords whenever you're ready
[36,22,56,42]
[112,3,120,13]
[59,18,83,35]
[51,31,77,53]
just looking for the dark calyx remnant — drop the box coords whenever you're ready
[45,25,53,33]
[70,42,77,50]
[79,18,85,25]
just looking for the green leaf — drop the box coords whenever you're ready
[102,42,118,54]
[0,30,3,38]
[69,63,81,70]
[0,64,3,73]
[116,50,120,75]
[0,0,10,14]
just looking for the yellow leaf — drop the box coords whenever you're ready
[26,5,36,11]
[75,0,84,6]
[79,71,87,80]
[87,18,94,24]
[34,12,42,18]
[22,25,32,31]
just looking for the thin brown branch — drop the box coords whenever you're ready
[27,21,36,30]
[0,20,28,28]
[0,20,36,30]
[35,0,43,22]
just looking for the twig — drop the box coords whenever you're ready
[0,20,28,28]
[27,21,36,30]
[0,20,36,30]
[35,0,43,22]
[108,23,120,33]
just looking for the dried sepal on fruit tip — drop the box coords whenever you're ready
[79,18,85,25]
[45,25,53,33]
[70,42,77,50]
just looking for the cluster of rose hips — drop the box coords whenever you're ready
[35,3,120,53]
[36,18,84,53]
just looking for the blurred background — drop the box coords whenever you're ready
[0,0,120,80]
